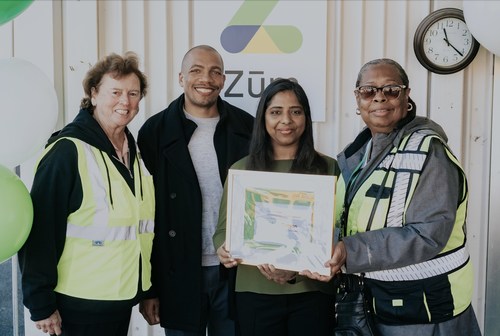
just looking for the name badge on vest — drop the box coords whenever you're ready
[92,240,104,247]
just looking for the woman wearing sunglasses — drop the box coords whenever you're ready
[306,58,481,335]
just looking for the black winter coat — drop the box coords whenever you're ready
[137,94,254,332]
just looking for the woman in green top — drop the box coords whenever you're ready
[213,78,339,336]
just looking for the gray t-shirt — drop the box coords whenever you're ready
[185,111,222,266]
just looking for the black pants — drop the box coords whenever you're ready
[235,291,334,336]
[59,315,131,336]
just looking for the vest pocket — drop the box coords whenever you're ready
[365,184,391,199]
[367,279,430,324]
[352,184,392,233]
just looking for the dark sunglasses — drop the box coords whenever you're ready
[354,84,407,100]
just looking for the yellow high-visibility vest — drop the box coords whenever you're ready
[42,137,155,300]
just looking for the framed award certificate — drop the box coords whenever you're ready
[225,169,336,276]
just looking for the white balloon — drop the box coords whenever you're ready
[463,1,500,56]
[0,58,58,168]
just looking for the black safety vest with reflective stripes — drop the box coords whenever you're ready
[335,130,473,323]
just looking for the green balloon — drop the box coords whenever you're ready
[0,165,33,264]
[0,0,34,26]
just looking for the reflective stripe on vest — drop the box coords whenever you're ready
[65,142,154,241]
[365,245,469,281]
[66,219,154,242]
[382,132,429,228]
[44,137,155,300]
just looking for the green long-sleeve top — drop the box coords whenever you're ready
[213,156,339,295]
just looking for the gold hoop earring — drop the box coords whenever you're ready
[408,102,413,112]
[356,108,361,115]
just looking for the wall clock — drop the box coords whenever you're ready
[413,8,480,74]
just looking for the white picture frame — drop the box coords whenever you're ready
[226,169,336,276]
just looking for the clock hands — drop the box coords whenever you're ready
[443,28,450,46]
[443,28,464,57]
[444,38,464,57]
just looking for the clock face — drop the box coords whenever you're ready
[413,8,480,74]
[422,17,473,67]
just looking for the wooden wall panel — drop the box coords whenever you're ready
[62,0,98,125]
[142,1,169,117]
[385,1,410,63]
[363,1,387,61]
[405,0,430,120]
[485,53,500,336]
[122,1,147,136]
[465,47,495,329]
[167,1,191,103]
[336,0,365,153]
[98,0,124,56]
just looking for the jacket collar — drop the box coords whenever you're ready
[157,94,249,146]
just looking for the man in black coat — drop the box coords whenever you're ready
[137,45,254,336]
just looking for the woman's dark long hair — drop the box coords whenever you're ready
[246,78,328,174]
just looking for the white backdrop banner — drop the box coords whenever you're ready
[194,0,327,121]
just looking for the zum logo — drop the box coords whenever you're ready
[224,70,298,98]
[220,0,303,54]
